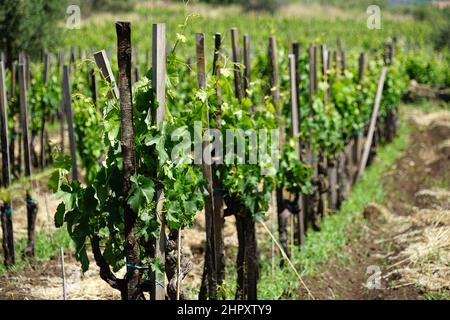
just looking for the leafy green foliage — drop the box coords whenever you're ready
[49,12,411,279]
[28,63,62,134]
[404,50,450,86]
[0,0,66,65]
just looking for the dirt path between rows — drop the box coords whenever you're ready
[301,108,450,300]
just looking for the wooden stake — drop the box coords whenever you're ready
[0,60,11,189]
[291,43,301,114]
[357,67,387,180]
[116,21,142,301]
[211,32,226,297]
[151,23,167,301]
[40,54,51,169]
[341,51,347,73]
[333,50,340,80]
[291,43,306,247]
[313,45,318,92]
[62,66,78,181]
[289,54,301,160]
[0,60,15,266]
[196,32,218,300]
[59,103,65,153]
[321,44,329,103]
[358,52,366,83]
[270,190,276,274]
[60,247,67,300]
[43,53,50,84]
[176,229,181,300]
[243,35,251,100]
[94,50,120,99]
[288,54,305,247]
[18,63,31,178]
[269,36,280,107]
[25,55,31,90]
[230,28,244,102]
[308,45,315,106]
[90,68,98,107]
[11,62,16,100]
[70,47,76,65]
[19,62,38,258]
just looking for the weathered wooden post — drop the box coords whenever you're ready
[269,36,291,262]
[196,32,218,300]
[60,247,67,300]
[307,45,321,230]
[384,42,397,142]
[313,45,318,92]
[116,21,142,301]
[0,60,15,267]
[94,50,120,99]
[90,68,98,107]
[40,53,50,169]
[25,55,31,90]
[59,104,65,153]
[333,50,340,80]
[62,66,78,181]
[352,52,366,183]
[288,53,305,247]
[321,44,329,103]
[70,47,76,67]
[358,52,366,82]
[291,42,306,246]
[230,28,244,102]
[133,43,140,84]
[241,34,257,300]
[19,62,38,257]
[308,45,315,106]
[318,44,329,216]
[150,23,167,301]
[58,50,66,154]
[357,67,387,180]
[243,35,251,101]
[230,28,259,300]
[9,62,17,178]
[211,32,226,298]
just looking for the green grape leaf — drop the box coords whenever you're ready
[128,175,155,213]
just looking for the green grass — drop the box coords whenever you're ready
[405,99,450,113]
[0,228,72,276]
[252,117,412,299]
[423,291,450,300]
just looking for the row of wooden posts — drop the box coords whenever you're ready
[0,46,83,266]
[0,21,396,300]
[0,54,40,266]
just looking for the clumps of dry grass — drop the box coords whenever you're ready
[415,189,450,210]
[411,209,450,227]
[408,110,450,128]
[365,190,450,292]
[387,226,450,291]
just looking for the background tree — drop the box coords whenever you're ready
[0,0,66,69]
